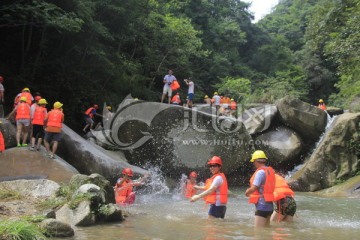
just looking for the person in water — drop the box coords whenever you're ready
[183,171,198,198]
[190,156,228,219]
[114,168,149,206]
[245,150,275,227]
[271,173,297,223]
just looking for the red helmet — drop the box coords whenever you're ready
[0,76,3,83]
[189,171,197,178]
[207,156,222,166]
[34,96,42,101]
[93,104,99,109]
[122,168,133,177]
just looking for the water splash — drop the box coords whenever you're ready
[172,173,188,200]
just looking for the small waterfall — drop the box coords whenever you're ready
[287,113,338,178]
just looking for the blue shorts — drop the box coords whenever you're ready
[188,93,194,101]
[208,204,226,219]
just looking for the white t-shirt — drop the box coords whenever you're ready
[188,81,194,94]
[163,74,176,85]
[210,175,225,206]
[213,95,221,105]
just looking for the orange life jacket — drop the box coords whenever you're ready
[318,103,327,111]
[171,95,181,104]
[47,109,63,128]
[249,166,275,204]
[230,101,237,110]
[15,102,31,120]
[171,80,180,90]
[203,173,228,204]
[85,107,96,118]
[19,92,33,105]
[0,131,5,152]
[223,97,231,104]
[115,179,133,204]
[32,106,47,125]
[273,174,294,201]
[184,181,197,198]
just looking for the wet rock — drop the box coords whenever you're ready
[254,126,302,165]
[290,112,360,191]
[276,96,327,141]
[55,200,96,226]
[74,183,105,204]
[326,106,344,117]
[316,175,360,197]
[41,218,74,238]
[57,125,148,183]
[99,203,123,222]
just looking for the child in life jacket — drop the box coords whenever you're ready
[183,171,198,198]
[114,168,149,206]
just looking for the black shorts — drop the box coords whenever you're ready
[44,132,62,142]
[255,210,273,218]
[32,124,45,139]
[208,204,226,219]
[274,197,297,216]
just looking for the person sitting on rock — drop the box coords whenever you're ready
[114,168,149,206]
[318,99,327,111]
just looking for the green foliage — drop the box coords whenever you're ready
[0,219,47,240]
[215,77,251,101]
[98,204,111,216]
[68,193,92,209]
[36,198,66,211]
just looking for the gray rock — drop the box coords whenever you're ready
[326,106,344,117]
[55,200,95,226]
[99,203,123,222]
[255,126,303,164]
[41,218,74,238]
[290,113,360,191]
[0,179,59,198]
[276,96,327,141]
[73,183,105,204]
[0,119,17,148]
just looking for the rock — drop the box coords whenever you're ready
[326,106,344,117]
[290,112,360,191]
[239,104,278,135]
[315,175,360,198]
[73,183,105,204]
[0,179,60,198]
[57,124,148,183]
[41,219,74,238]
[97,100,252,177]
[0,119,17,148]
[98,203,123,222]
[276,96,327,141]
[69,174,114,204]
[0,148,78,183]
[55,200,96,226]
[254,126,303,165]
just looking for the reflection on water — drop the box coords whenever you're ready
[63,189,360,240]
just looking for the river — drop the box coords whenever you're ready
[63,188,360,240]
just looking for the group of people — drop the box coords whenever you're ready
[82,104,113,133]
[5,87,64,159]
[114,150,296,228]
[184,151,296,226]
[161,69,195,108]
[204,92,237,117]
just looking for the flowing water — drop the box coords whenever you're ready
[62,168,360,240]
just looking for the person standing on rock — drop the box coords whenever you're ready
[44,101,64,159]
[161,69,177,104]
[318,99,327,111]
[184,77,194,108]
[114,168,149,206]
[29,98,48,151]
[190,156,228,219]
[6,96,31,147]
[271,173,297,223]
[245,150,275,228]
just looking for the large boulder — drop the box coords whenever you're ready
[55,200,96,227]
[239,104,278,135]
[276,96,327,141]
[41,219,74,238]
[0,148,78,183]
[326,106,344,117]
[254,126,303,165]
[0,179,59,198]
[94,100,252,177]
[290,113,360,191]
[316,175,360,197]
[57,124,148,183]
[0,119,17,148]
